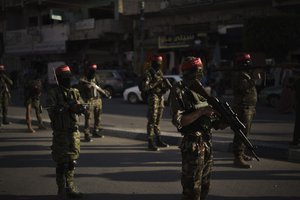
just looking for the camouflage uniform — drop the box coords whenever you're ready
[170,80,219,200]
[232,70,257,166]
[292,73,300,146]
[170,56,223,200]
[0,73,13,125]
[24,78,45,132]
[47,65,84,199]
[78,75,103,140]
[143,67,169,150]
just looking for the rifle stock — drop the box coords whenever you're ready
[190,80,260,161]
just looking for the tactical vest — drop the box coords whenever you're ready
[47,87,81,132]
[174,81,217,134]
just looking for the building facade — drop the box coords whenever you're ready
[1,0,300,77]
[122,0,300,74]
[0,0,132,75]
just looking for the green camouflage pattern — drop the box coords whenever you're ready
[78,76,103,134]
[170,80,216,200]
[142,68,169,96]
[293,77,300,144]
[232,71,257,158]
[47,86,82,163]
[143,69,169,139]
[0,74,13,122]
[232,71,257,107]
[232,106,255,158]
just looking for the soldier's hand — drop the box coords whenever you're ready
[69,104,88,115]
[200,106,215,118]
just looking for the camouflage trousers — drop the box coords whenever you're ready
[0,93,10,123]
[84,98,102,135]
[293,105,300,144]
[55,160,77,190]
[233,106,255,158]
[51,130,81,163]
[180,134,212,200]
[147,94,164,140]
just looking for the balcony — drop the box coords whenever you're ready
[69,18,129,41]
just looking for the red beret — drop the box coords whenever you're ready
[151,55,163,62]
[55,65,71,75]
[181,57,203,72]
[89,64,97,70]
[235,53,251,63]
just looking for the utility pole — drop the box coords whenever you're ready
[139,0,145,73]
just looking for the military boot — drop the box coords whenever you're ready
[156,135,169,148]
[148,138,160,151]
[65,168,83,199]
[38,122,47,130]
[84,134,93,142]
[65,185,83,199]
[57,186,66,200]
[2,117,11,125]
[92,128,104,138]
[234,156,252,168]
[56,167,66,199]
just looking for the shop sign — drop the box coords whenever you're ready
[158,32,206,49]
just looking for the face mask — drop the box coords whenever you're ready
[87,70,95,80]
[183,68,203,82]
[58,77,71,88]
[151,61,161,71]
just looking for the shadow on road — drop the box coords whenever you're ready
[0,194,297,200]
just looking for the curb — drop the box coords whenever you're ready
[7,115,300,162]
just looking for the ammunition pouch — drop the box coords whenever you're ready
[179,115,214,134]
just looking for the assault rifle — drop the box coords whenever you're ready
[80,79,112,99]
[149,68,173,90]
[44,103,90,115]
[189,79,260,161]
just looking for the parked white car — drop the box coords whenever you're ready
[123,75,182,104]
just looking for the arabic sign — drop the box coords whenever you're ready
[158,32,206,49]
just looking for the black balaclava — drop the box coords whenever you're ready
[151,61,161,71]
[57,75,71,89]
[87,69,96,80]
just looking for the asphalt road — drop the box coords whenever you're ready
[1,91,299,199]
[0,122,299,200]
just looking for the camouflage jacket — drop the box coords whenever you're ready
[47,86,83,132]
[78,76,102,102]
[170,80,220,135]
[0,74,13,96]
[232,71,257,107]
[142,68,169,96]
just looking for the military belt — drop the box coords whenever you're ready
[184,131,210,142]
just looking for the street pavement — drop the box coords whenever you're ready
[6,90,300,162]
[0,91,299,199]
[0,122,299,200]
